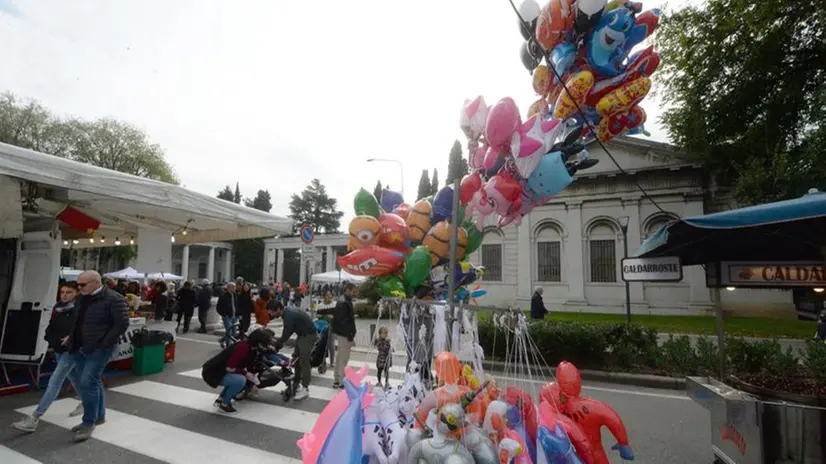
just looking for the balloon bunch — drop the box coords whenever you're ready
[337,187,487,302]
[517,0,661,142]
[299,354,633,463]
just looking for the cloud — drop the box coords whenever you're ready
[0,0,22,18]
[0,0,673,225]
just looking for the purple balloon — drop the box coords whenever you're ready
[380,188,404,213]
[431,186,454,223]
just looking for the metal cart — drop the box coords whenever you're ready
[687,376,826,463]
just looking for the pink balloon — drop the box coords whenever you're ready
[485,97,521,150]
[297,364,370,464]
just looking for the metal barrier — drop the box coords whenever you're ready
[687,376,826,463]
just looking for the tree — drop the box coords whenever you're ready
[288,178,344,234]
[233,182,241,204]
[244,189,272,212]
[0,92,178,183]
[416,170,431,201]
[217,185,234,201]
[657,0,826,204]
[430,169,440,195]
[373,180,383,203]
[445,140,469,186]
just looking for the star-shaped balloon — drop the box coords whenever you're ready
[511,115,565,178]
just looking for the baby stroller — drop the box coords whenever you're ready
[283,319,332,401]
[236,331,294,401]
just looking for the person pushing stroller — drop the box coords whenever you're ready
[267,301,317,401]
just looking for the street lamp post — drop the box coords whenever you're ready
[618,216,631,324]
[366,158,404,197]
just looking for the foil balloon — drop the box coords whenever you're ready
[362,403,387,464]
[460,96,489,141]
[347,215,381,251]
[392,202,410,220]
[586,6,660,77]
[378,213,408,249]
[406,199,432,245]
[520,39,543,72]
[511,114,565,179]
[354,188,381,218]
[536,0,576,51]
[525,152,574,203]
[431,185,455,224]
[485,97,521,150]
[538,400,592,464]
[574,0,608,37]
[464,224,484,253]
[465,173,524,231]
[380,188,404,213]
[434,351,462,385]
[468,142,488,170]
[422,221,468,266]
[376,275,406,298]
[317,378,373,464]
[403,246,432,292]
[517,0,541,40]
[584,45,660,108]
[459,172,483,206]
[532,65,552,96]
[337,246,405,277]
[596,77,651,118]
[553,70,595,120]
[597,105,646,142]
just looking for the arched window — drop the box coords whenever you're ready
[480,228,503,282]
[535,222,563,282]
[588,220,618,283]
[644,213,679,240]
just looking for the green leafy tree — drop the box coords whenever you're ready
[373,180,383,203]
[244,189,272,212]
[445,140,469,186]
[233,182,241,204]
[430,168,440,195]
[657,0,826,204]
[0,92,178,183]
[288,178,344,234]
[416,169,431,201]
[217,186,234,201]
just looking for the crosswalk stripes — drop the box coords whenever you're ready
[0,444,43,464]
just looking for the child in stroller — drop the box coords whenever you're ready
[235,330,294,401]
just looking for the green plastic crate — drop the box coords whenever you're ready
[132,344,165,376]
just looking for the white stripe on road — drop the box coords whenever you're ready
[110,381,318,432]
[0,445,43,464]
[15,399,297,464]
[177,369,346,402]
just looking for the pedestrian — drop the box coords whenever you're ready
[237,282,254,335]
[12,282,84,432]
[531,286,548,320]
[254,287,273,327]
[196,279,213,333]
[68,271,129,442]
[315,291,337,367]
[373,326,392,390]
[176,281,197,333]
[216,283,237,346]
[268,301,318,400]
[201,329,272,413]
[151,281,168,322]
[323,282,356,389]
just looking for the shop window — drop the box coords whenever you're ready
[535,222,563,282]
[481,244,502,282]
[588,221,618,283]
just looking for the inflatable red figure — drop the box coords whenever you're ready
[502,386,538,447]
[541,361,635,464]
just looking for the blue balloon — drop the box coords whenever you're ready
[431,186,454,223]
[506,405,537,463]
[525,152,574,202]
[380,188,404,213]
[538,424,584,464]
[318,378,369,464]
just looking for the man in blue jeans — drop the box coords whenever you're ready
[216,282,237,347]
[69,271,129,442]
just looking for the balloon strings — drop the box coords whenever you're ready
[505,0,669,215]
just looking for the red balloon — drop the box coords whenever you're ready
[459,172,483,206]
[392,202,410,220]
[378,213,409,249]
[538,400,596,464]
[502,386,538,446]
[336,246,405,276]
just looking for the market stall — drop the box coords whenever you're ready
[106,318,177,370]
[631,189,826,464]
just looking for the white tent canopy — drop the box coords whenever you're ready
[310,270,367,284]
[0,142,293,243]
[103,267,144,279]
[145,272,184,281]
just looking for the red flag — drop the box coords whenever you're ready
[57,206,101,235]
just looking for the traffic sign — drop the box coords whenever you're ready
[300,224,315,244]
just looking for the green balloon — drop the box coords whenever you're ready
[465,226,484,255]
[377,275,406,298]
[403,245,432,292]
[354,188,381,218]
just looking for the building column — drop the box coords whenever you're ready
[207,246,216,283]
[181,245,190,282]
[684,198,713,308]
[516,218,532,302]
[326,245,335,272]
[224,249,232,282]
[299,251,307,285]
[276,248,285,283]
[136,226,172,274]
[625,199,645,303]
[262,248,271,282]
[565,202,586,304]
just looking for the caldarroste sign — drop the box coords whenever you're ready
[720,262,826,287]
[621,256,683,282]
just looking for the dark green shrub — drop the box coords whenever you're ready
[727,338,783,374]
[766,345,799,377]
[802,341,826,382]
[357,277,380,304]
[659,335,699,375]
[695,337,720,375]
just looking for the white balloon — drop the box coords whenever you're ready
[518,0,541,22]
[577,0,608,16]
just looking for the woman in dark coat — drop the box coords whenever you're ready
[531,286,548,320]
[152,282,169,321]
[236,282,254,335]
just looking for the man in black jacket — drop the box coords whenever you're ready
[69,271,129,442]
[322,283,356,389]
[267,301,317,400]
[216,283,237,346]
[531,286,548,320]
[176,281,198,334]
[196,279,213,333]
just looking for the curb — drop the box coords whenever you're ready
[350,347,686,391]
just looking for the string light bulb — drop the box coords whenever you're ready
[170,235,176,243]
[89,237,95,244]
[63,240,69,246]
[725,286,736,291]
[130,236,135,245]
[114,237,121,246]
[72,239,79,245]
[182,228,188,236]
[100,236,106,243]
[815,288,825,293]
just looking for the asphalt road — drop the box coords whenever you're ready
[1,334,714,464]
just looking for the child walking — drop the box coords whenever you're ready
[373,326,392,390]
